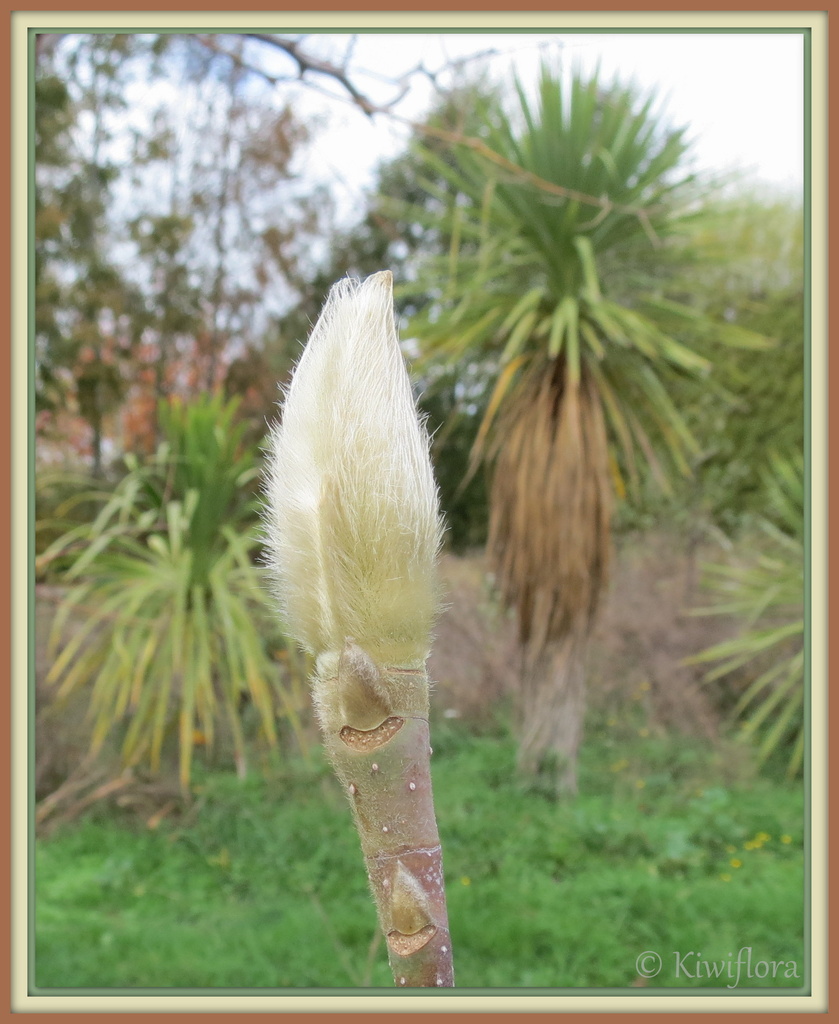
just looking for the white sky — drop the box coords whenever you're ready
[286,32,804,222]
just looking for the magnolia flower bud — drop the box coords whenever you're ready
[263,271,443,668]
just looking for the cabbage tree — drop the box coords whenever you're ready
[399,66,765,792]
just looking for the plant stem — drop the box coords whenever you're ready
[315,641,454,988]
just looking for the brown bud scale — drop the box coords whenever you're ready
[339,716,404,751]
[387,924,437,957]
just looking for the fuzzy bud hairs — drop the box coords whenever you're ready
[264,271,443,669]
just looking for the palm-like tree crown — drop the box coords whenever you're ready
[404,66,713,656]
[389,64,771,788]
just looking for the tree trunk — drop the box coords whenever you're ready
[516,629,588,796]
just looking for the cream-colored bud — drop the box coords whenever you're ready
[263,271,443,667]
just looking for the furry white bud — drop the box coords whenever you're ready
[263,271,443,667]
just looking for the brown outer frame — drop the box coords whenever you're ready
[6,2,833,1022]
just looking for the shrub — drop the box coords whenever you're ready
[688,456,804,777]
[39,395,305,788]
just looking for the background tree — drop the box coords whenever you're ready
[35,33,330,468]
[397,66,767,793]
[679,192,804,532]
[34,47,74,416]
[35,34,147,473]
[612,188,804,540]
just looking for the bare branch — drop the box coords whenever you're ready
[194,34,281,87]
[243,32,380,117]
[192,33,663,240]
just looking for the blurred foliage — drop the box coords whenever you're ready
[34,39,808,790]
[374,63,770,791]
[35,34,328,468]
[687,197,804,531]
[35,35,148,473]
[613,192,804,538]
[38,395,305,789]
[688,456,804,777]
[418,363,492,552]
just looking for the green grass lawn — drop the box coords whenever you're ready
[35,714,806,991]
